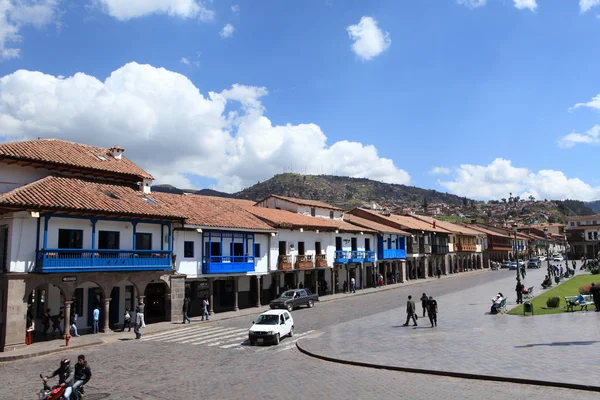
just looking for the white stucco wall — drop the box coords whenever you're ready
[0,164,50,195]
[173,230,202,277]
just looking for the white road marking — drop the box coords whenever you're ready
[190,328,248,345]
[161,327,229,343]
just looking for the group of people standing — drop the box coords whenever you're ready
[403,293,438,327]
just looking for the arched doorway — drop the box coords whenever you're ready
[144,280,169,323]
[70,281,105,335]
[26,283,66,343]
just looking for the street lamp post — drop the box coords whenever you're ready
[513,223,520,281]
[544,227,551,278]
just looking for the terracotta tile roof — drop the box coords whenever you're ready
[258,194,343,211]
[0,139,153,180]
[411,215,483,236]
[149,193,275,231]
[344,214,410,235]
[347,208,450,233]
[459,224,512,238]
[243,206,372,233]
[565,214,600,222]
[0,176,183,220]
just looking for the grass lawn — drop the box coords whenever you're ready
[508,273,600,315]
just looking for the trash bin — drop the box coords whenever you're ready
[523,301,533,315]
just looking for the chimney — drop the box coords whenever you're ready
[433,221,436,229]
[109,145,125,160]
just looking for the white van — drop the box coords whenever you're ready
[248,310,294,345]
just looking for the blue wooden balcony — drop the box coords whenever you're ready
[378,249,407,259]
[365,250,376,262]
[35,249,172,273]
[334,250,349,264]
[349,251,365,263]
[202,256,255,274]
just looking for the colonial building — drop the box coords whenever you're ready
[151,193,276,315]
[344,213,409,285]
[0,139,185,351]
[566,215,600,258]
[242,197,377,296]
[411,215,484,273]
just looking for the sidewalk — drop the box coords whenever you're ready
[0,268,487,361]
[297,263,600,391]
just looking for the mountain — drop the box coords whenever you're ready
[585,200,600,214]
[152,184,233,198]
[554,200,595,217]
[234,173,469,209]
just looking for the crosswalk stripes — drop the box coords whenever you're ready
[141,324,313,351]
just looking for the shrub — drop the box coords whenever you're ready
[579,284,593,295]
[591,269,600,275]
[546,297,560,308]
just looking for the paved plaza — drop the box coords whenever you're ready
[1,267,599,399]
[298,262,600,390]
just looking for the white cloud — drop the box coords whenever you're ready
[580,0,600,13]
[179,57,190,65]
[570,93,600,111]
[430,166,451,175]
[220,23,234,38]
[231,4,240,14]
[0,0,61,60]
[94,0,214,21]
[457,0,537,11]
[456,0,487,8]
[346,16,390,61]
[0,62,411,192]
[513,0,537,11]
[558,125,600,148]
[438,158,600,201]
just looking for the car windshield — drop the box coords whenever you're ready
[255,315,279,325]
[280,291,295,298]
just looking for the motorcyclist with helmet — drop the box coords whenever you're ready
[43,358,75,399]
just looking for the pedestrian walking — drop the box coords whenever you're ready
[42,308,51,337]
[403,295,417,326]
[515,279,524,304]
[436,266,442,279]
[134,306,142,339]
[350,277,356,293]
[122,309,131,332]
[70,310,80,337]
[137,300,146,328]
[52,311,64,336]
[427,296,438,327]
[521,265,526,278]
[92,306,100,334]
[342,280,348,293]
[420,293,428,317]
[182,295,191,324]
[201,295,210,321]
[590,283,600,312]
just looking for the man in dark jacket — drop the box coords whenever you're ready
[590,283,600,312]
[72,354,92,399]
[182,296,191,324]
[516,279,524,304]
[403,295,417,326]
[44,358,75,399]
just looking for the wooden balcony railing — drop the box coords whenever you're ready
[419,244,432,254]
[278,254,293,270]
[432,245,449,254]
[315,254,328,268]
[409,244,419,254]
[456,243,477,252]
[295,254,314,269]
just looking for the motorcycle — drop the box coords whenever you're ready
[38,374,84,400]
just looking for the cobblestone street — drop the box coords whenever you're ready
[2,268,597,399]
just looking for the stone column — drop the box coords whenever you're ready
[331,268,335,295]
[360,265,364,290]
[233,277,239,311]
[63,301,73,338]
[102,298,111,333]
[208,278,214,316]
[1,277,27,351]
[423,258,429,279]
[400,260,407,283]
[169,274,186,323]
[255,276,261,307]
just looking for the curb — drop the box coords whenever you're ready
[295,340,600,393]
[0,341,103,362]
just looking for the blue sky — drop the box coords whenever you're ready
[1,0,600,201]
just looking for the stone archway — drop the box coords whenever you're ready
[25,282,68,343]
[144,279,170,323]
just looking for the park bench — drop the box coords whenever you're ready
[524,286,534,300]
[565,295,594,312]
[495,298,507,314]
